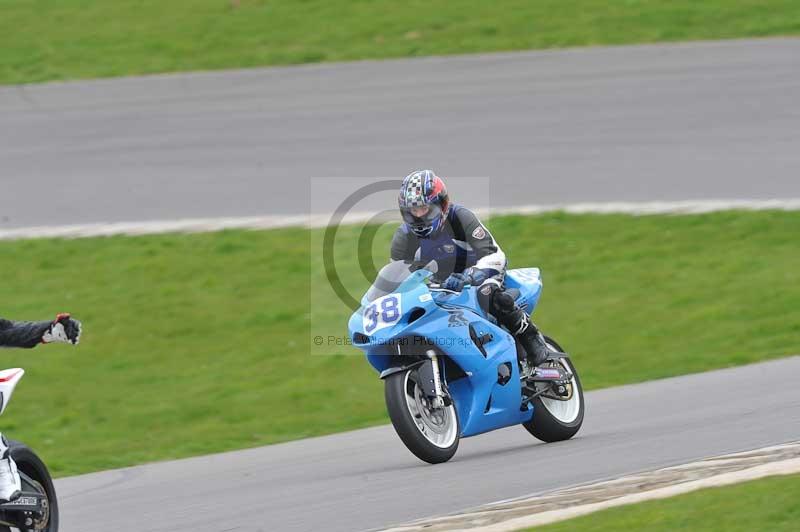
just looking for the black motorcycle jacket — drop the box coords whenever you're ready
[0,318,51,349]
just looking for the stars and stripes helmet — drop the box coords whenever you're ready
[398,170,449,238]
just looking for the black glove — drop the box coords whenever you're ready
[42,313,82,345]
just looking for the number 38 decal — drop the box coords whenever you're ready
[363,294,402,334]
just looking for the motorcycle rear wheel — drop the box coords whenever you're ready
[385,369,460,464]
[0,440,59,532]
[522,337,585,443]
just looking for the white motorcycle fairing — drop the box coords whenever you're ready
[0,369,24,416]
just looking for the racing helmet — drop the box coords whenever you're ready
[398,170,449,238]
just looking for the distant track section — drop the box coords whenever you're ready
[1,38,799,229]
[1,199,799,240]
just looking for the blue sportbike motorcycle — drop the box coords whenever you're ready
[348,260,584,464]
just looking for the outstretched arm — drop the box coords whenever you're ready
[0,314,82,349]
[0,318,50,348]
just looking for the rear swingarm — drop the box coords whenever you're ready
[521,359,574,406]
[0,471,49,530]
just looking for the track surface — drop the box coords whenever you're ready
[55,356,800,532]
[2,38,800,229]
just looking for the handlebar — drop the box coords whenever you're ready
[427,281,470,294]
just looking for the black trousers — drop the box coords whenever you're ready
[476,281,535,335]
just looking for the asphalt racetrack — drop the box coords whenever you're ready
[55,356,800,532]
[1,38,800,229]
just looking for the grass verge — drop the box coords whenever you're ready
[0,210,797,476]
[529,473,800,532]
[2,1,800,85]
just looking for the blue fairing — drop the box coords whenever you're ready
[348,267,544,438]
[504,268,543,316]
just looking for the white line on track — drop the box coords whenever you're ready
[381,441,800,532]
[1,199,799,241]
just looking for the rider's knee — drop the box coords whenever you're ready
[477,281,499,313]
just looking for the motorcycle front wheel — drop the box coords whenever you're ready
[385,369,460,464]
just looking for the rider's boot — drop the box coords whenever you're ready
[0,437,21,503]
[513,313,550,367]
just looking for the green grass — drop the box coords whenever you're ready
[0,210,797,476]
[529,473,800,531]
[2,1,800,85]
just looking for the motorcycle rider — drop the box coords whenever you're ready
[391,170,550,368]
[0,313,82,502]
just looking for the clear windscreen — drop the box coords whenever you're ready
[364,260,438,303]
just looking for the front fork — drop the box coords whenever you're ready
[427,350,445,407]
[417,350,452,408]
